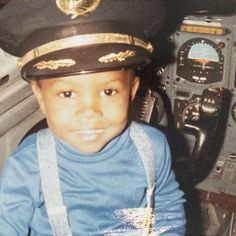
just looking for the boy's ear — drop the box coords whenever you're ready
[131,76,140,101]
[30,81,46,115]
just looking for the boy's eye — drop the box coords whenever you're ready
[101,89,117,96]
[58,91,76,98]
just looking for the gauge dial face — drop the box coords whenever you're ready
[232,102,236,122]
[177,38,224,84]
[181,97,201,123]
[174,96,202,129]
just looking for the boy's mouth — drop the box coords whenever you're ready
[74,129,104,141]
[76,129,104,135]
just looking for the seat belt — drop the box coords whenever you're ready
[37,122,156,236]
[37,129,73,236]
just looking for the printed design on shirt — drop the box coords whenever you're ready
[100,208,175,236]
[114,207,154,233]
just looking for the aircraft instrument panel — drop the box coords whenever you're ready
[158,14,236,197]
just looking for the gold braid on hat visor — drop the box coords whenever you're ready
[18,33,154,69]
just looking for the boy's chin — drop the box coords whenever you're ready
[67,132,118,154]
[71,142,106,154]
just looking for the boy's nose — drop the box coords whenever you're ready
[75,95,103,119]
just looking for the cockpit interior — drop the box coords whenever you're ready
[0,0,236,235]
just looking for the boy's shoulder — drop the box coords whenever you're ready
[132,122,166,142]
[2,129,48,176]
[10,128,49,158]
[130,122,170,170]
[131,122,169,158]
[13,132,37,155]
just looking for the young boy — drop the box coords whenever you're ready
[0,0,186,235]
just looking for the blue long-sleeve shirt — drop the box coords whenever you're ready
[0,123,186,235]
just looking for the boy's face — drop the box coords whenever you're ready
[31,70,139,154]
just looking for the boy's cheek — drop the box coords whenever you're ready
[105,106,129,122]
[30,83,47,115]
[33,93,47,115]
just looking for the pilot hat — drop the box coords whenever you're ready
[0,0,165,80]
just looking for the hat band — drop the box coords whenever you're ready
[18,33,153,69]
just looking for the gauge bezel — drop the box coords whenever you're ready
[177,37,224,84]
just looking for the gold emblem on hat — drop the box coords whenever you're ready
[56,0,101,19]
[98,50,136,64]
[33,59,76,70]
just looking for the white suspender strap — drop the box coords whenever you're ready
[37,129,73,236]
[130,122,156,236]
[130,122,156,204]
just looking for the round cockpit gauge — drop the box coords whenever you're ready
[181,97,201,123]
[232,102,236,122]
[177,38,224,84]
[174,95,202,129]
